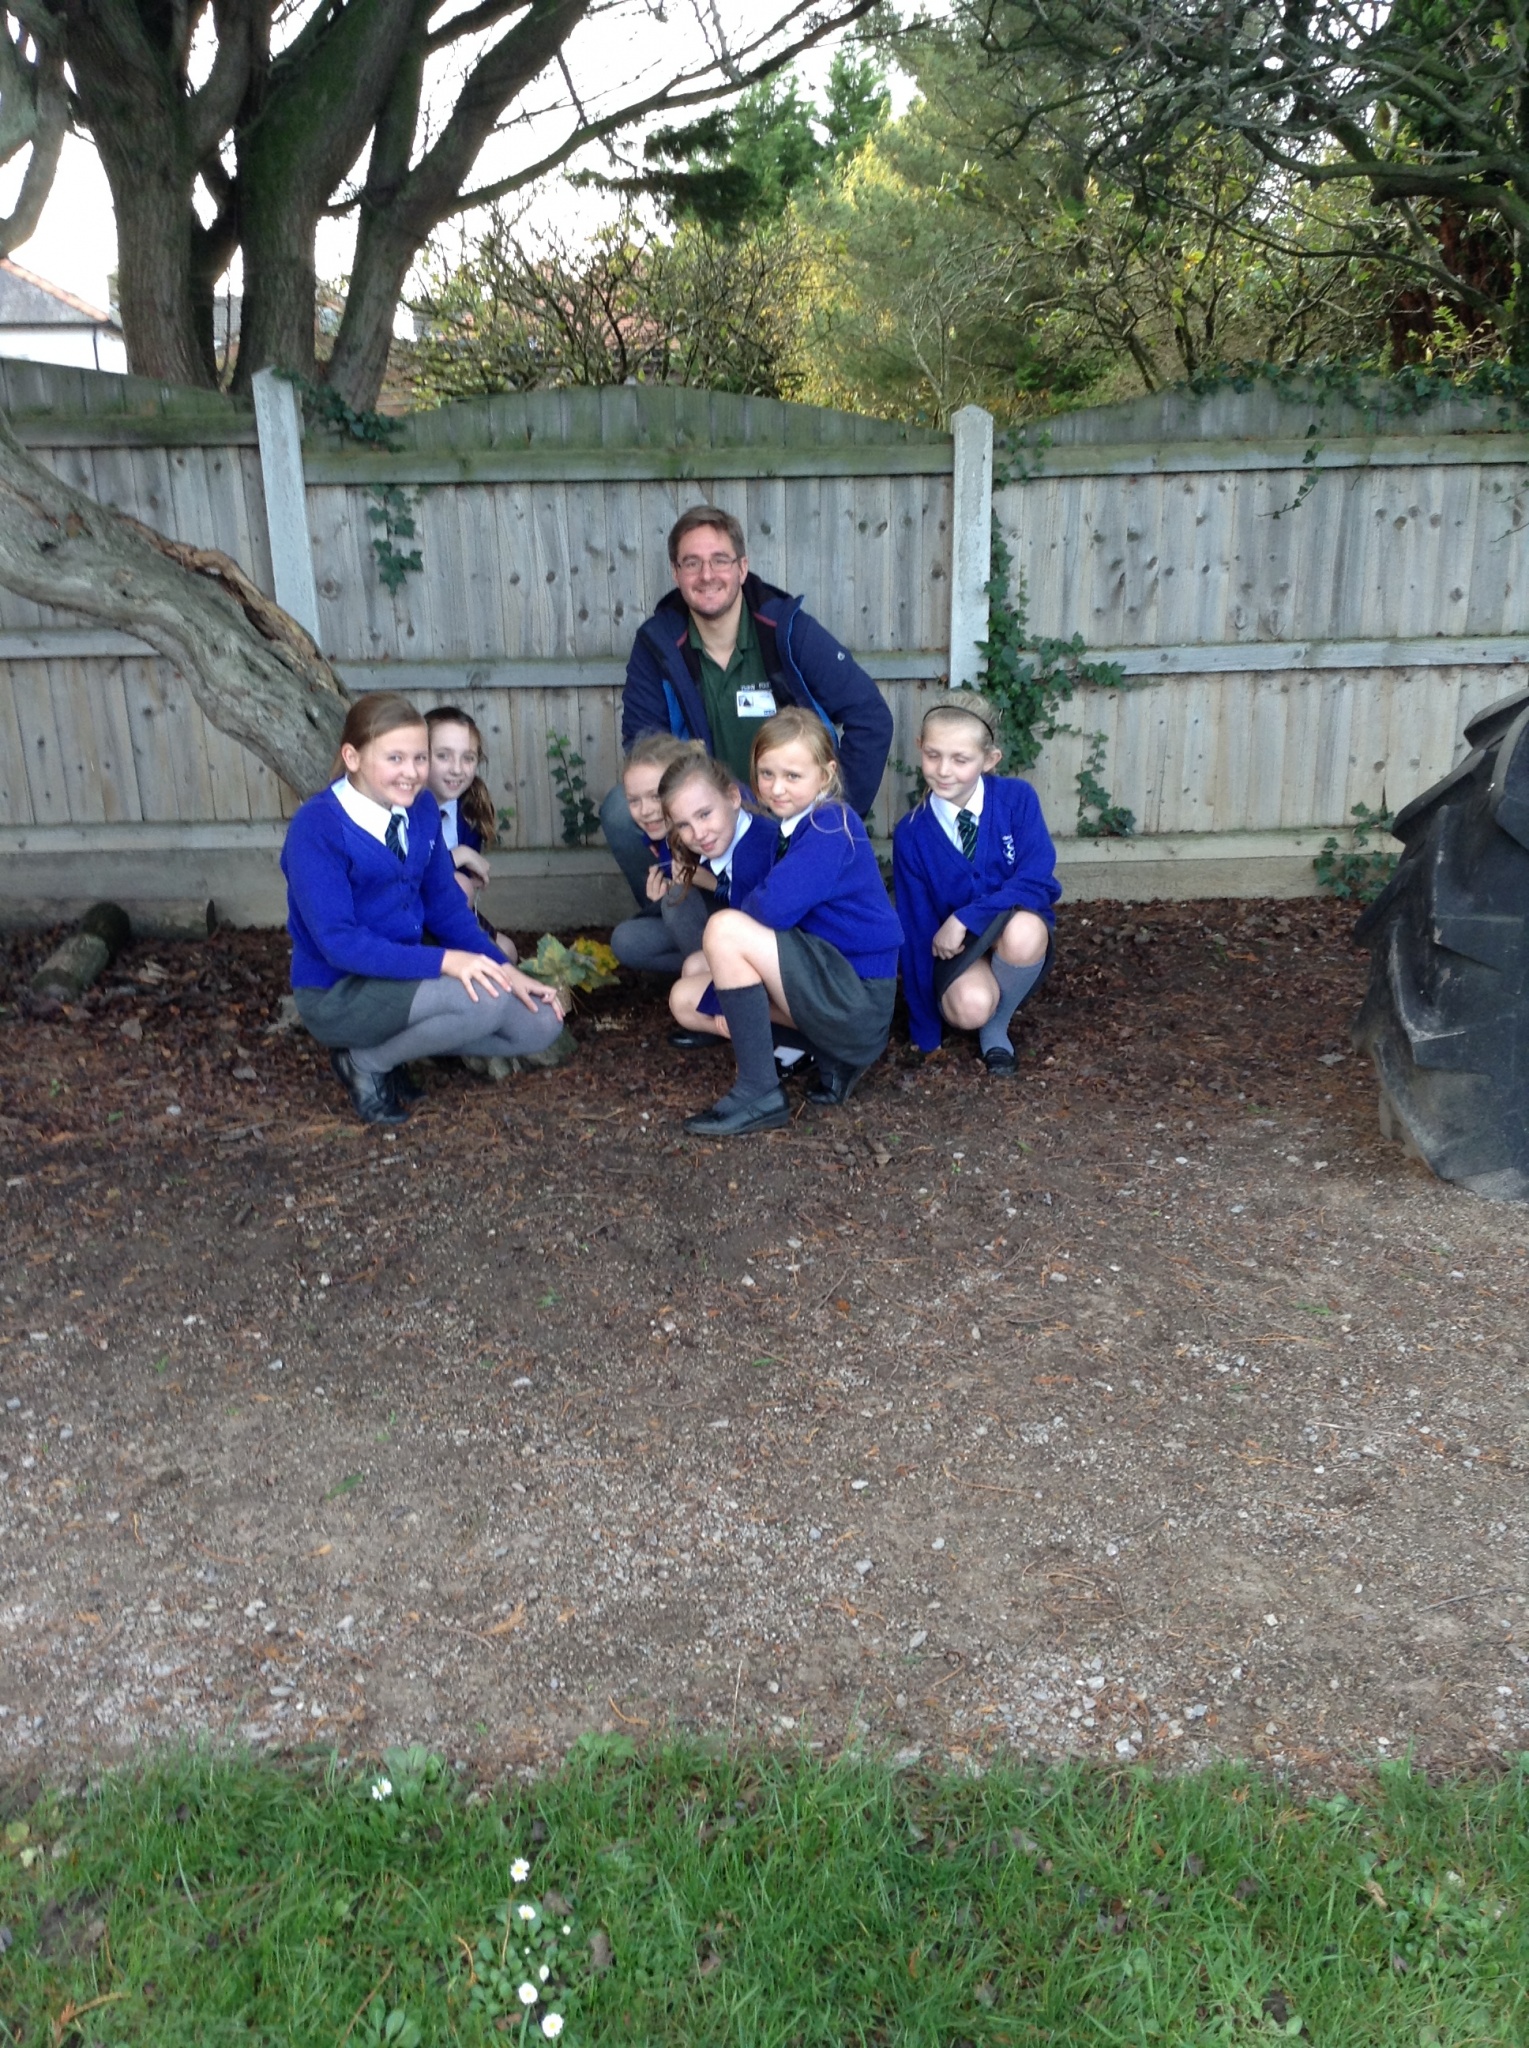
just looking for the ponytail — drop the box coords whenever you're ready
[326,691,424,787]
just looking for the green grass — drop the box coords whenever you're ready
[2,1739,1526,2046]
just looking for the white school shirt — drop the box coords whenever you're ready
[437,796,460,848]
[930,781,985,856]
[705,808,754,886]
[776,802,814,841]
[331,774,409,856]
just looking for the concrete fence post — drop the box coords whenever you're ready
[251,367,322,645]
[948,403,994,689]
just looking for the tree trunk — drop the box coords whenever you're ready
[327,0,588,409]
[235,205,322,389]
[324,24,429,411]
[61,0,215,389]
[231,0,424,393]
[0,415,348,791]
[326,207,419,411]
[106,160,215,388]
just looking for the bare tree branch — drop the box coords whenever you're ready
[0,412,347,792]
[0,18,67,261]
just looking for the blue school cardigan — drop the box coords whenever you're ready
[892,776,1060,1051]
[738,802,902,979]
[283,787,504,989]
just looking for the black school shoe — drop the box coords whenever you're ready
[330,1048,409,1126]
[806,1059,871,1108]
[667,1029,721,1050]
[684,1086,791,1137]
[981,1044,1018,1077]
[391,1064,426,1103]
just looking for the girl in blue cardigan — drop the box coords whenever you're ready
[425,704,517,961]
[682,707,903,1137]
[609,733,713,979]
[892,693,1059,1075]
[282,692,565,1125]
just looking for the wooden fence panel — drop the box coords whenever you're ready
[11,658,72,822]
[5,369,1529,881]
[999,461,1529,652]
[0,660,32,823]
[1017,664,1522,837]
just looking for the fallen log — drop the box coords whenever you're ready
[31,900,132,999]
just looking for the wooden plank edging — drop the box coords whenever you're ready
[5,630,1524,678]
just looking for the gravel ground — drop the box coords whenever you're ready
[1,900,1527,1782]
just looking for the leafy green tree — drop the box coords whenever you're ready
[585,48,892,231]
[789,12,1405,423]
[934,0,1529,363]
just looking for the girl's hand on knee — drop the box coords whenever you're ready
[441,949,517,1001]
[504,967,566,1020]
[932,913,969,959]
[644,863,671,904]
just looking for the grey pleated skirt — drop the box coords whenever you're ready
[292,975,421,1049]
[777,929,895,1071]
[932,913,1055,1005]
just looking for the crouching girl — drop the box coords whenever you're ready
[681,708,903,1137]
[891,692,1059,1074]
[608,734,714,980]
[281,692,565,1125]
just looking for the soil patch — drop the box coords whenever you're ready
[2,900,1526,1778]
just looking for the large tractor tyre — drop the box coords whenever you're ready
[1352,685,1529,1201]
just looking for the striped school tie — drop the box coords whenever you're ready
[385,812,407,860]
[712,866,730,908]
[774,826,790,863]
[956,808,978,860]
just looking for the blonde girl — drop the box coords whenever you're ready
[890,692,1058,1073]
[679,707,903,1137]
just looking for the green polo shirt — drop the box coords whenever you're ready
[689,603,773,785]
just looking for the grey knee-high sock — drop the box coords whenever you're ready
[978,954,1045,1054]
[714,983,778,1100]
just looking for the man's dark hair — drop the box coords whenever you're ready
[668,504,747,565]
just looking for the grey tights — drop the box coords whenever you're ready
[610,887,710,976]
[353,975,562,1073]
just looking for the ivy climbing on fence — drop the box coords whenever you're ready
[978,515,1137,838]
[276,370,425,597]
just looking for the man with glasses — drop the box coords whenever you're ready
[600,503,894,910]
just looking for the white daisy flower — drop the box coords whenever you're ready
[541,2017,564,2040]
[511,1857,531,1883]
[518,1982,538,2006]
[518,1902,538,1922]
[370,1778,393,1800]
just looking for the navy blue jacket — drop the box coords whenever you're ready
[622,574,893,818]
[892,776,1060,1051]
